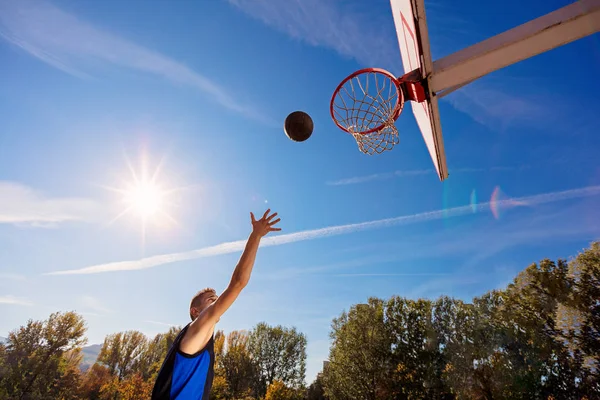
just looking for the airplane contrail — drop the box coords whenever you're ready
[45,185,600,275]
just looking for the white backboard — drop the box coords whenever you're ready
[390,0,448,180]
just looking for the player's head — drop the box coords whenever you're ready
[189,288,218,320]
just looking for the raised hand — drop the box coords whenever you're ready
[250,209,281,237]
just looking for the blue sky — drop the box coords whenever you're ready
[1,0,599,383]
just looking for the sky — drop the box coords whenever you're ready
[1,0,599,384]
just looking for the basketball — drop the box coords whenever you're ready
[284,111,313,142]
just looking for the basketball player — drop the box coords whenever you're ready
[151,209,281,399]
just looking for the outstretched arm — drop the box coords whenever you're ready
[180,209,281,354]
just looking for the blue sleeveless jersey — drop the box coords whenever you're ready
[152,324,215,399]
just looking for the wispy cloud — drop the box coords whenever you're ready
[444,80,550,131]
[225,0,552,129]
[326,166,525,186]
[45,185,600,275]
[78,311,102,317]
[144,320,177,328]
[327,169,432,186]
[0,295,33,306]
[0,0,272,124]
[0,273,27,281]
[80,295,111,314]
[331,273,450,277]
[0,181,104,226]
[406,275,482,300]
[226,0,398,69]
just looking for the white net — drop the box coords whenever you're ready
[331,70,403,155]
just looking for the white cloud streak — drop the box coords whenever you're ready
[45,185,600,276]
[0,0,272,124]
[327,169,432,186]
[327,166,527,186]
[0,181,104,226]
[0,295,33,306]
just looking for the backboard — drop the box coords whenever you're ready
[331,0,599,182]
[390,0,448,180]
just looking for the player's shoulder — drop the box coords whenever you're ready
[179,320,215,356]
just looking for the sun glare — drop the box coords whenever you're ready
[102,151,184,241]
[125,181,164,218]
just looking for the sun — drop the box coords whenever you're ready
[124,180,164,218]
[101,151,183,236]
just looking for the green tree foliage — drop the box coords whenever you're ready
[248,322,307,396]
[324,299,393,399]
[558,242,600,394]
[323,242,600,400]
[306,373,328,400]
[137,326,181,382]
[96,330,147,380]
[220,330,258,398]
[0,311,87,399]
[0,343,8,399]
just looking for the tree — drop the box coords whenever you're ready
[0,311,87,399]
[210,374,230,400]
[96,330,147,381]
[324,299,393,400]
[432,296,478,399]
[79,363,114,400]
[307,372,328,400]
[265,379,302,400]
[558,242,600,394]
[0,343,8,399]
[385,296,449,399]
[117,372,153,399]
[59,348,85,400]
[220,330,257,398]
[137,326,181,382]
[248,322,307,396]
[489,259,578,399]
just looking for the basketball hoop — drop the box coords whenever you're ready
[330,68,404,155]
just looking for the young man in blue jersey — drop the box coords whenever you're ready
[152,209,281,399]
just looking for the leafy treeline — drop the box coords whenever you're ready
[0,316,307,399]
[0,242,597,399]
[323,242,599,399]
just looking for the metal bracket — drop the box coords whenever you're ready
[398,70,428,103]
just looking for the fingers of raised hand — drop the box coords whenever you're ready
[252,209,281,233]
[262,209,270,220]
[267,217,281,232]
[250,212,256,223]
[266,212,278,222]
[269,217,280,226]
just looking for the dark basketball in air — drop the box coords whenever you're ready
[284,111,313,142]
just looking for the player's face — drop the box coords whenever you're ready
[190,290,219,320]
[202,291,218,309]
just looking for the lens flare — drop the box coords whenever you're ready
[490,186,528,219]
[470,189,477,213]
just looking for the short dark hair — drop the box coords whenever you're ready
[189,288,215,320]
